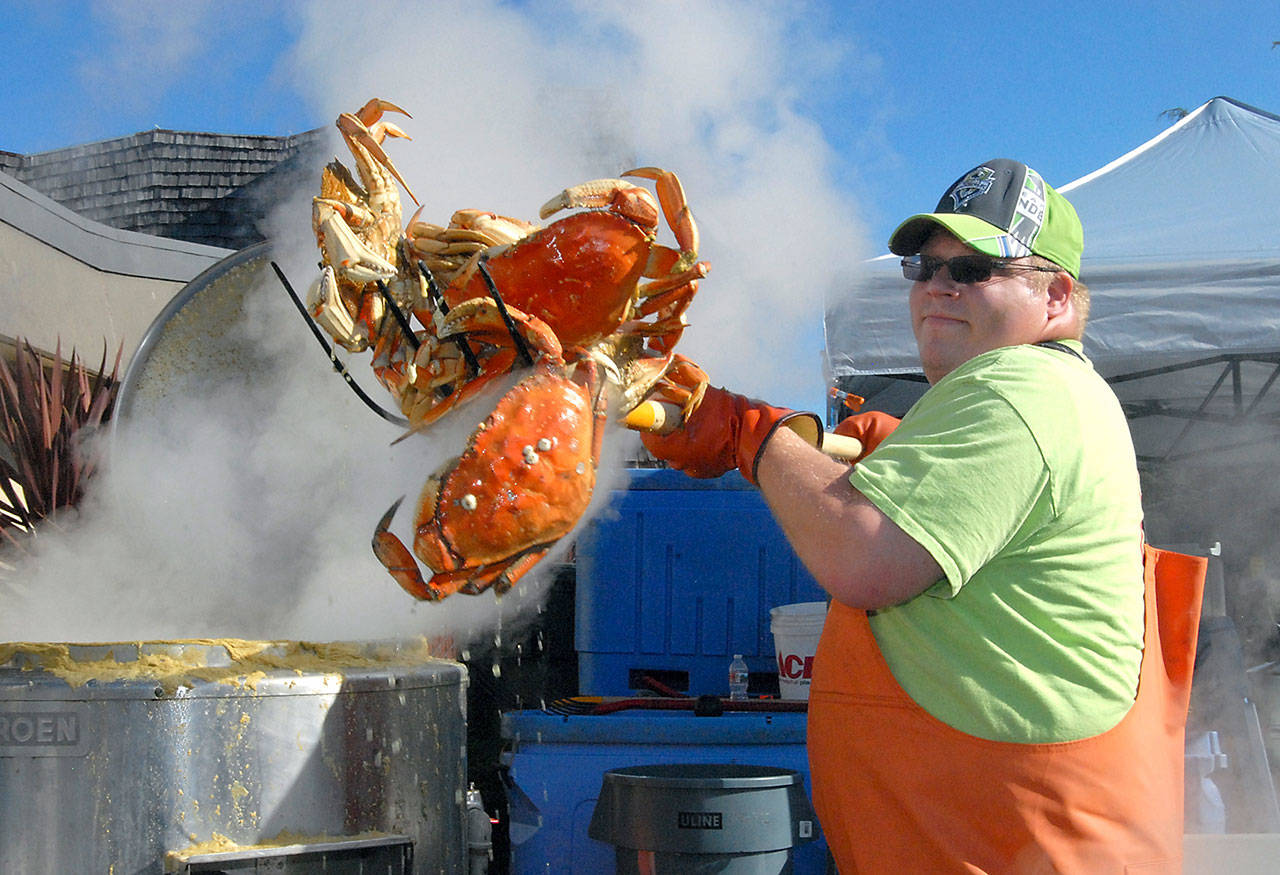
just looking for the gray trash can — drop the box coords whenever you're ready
[588,763,820,873]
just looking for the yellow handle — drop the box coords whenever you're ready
[622,400,864,461]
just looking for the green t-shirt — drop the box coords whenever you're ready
[848,341,1145,743]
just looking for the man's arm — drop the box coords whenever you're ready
[755,428,944,610]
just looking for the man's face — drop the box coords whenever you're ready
[909,231,1055,383]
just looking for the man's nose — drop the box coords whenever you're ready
[924,269,961,296]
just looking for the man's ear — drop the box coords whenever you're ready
[1045,272,1073,319]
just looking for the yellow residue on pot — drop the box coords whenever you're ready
[0,637,452,694]
[165,829,393,867]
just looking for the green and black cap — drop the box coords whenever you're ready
[888,159,1083,278]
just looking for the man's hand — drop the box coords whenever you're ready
[641,385,823,484]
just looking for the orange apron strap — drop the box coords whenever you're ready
[1145,543,1208,704]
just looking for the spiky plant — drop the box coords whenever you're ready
[0,338,122,557]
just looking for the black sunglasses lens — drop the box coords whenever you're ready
[948,256,994,284]
[903,254,1006,284]
[903,255,948,281]
[901,253,998,283]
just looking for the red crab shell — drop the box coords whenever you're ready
[376,363,604,599]
[439,211,651,351]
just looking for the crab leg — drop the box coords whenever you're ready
[457,549,549,596]
[375,280,421,352]
[538,178,660,229]
[636,265,709,307]
[418,259,482,377]
[625,166,699,256]
[354,97,409,129]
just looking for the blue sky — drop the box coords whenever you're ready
[3,0,1278,409]
[6,1,1275,243]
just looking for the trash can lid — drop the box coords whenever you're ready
[601,763,802,789]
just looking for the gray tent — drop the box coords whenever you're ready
[824,97,1280,464]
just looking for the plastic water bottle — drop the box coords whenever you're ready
[728,654,749,700]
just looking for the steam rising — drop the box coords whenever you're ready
[289,0,871,405]
[1,0,871,647]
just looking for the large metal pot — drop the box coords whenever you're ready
[0,639,468,873]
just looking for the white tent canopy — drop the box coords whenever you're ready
[825,97,1280,381]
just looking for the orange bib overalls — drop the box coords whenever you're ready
[807,545,1206,873]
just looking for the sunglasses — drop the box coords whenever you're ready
[901,253,1062,285]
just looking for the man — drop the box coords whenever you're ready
[643,160,1205,872]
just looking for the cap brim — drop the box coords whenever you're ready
[888,213,1016,258]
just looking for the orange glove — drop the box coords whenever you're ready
[833,410,900,464]
[641,385,823,485]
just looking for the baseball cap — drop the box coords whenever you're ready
[888,159,1083,278]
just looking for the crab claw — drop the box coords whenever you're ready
[337,102,419,205]
[314,203,398,283]
[306,266,369,353]
[355,98,413,127]
[635,353,709,425]
[373,496,443,600]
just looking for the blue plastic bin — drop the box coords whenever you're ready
[501,709,827,874]
[575,469,826,696]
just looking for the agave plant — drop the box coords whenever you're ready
[0,338,122,555]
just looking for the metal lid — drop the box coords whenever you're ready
[111,241,272,441]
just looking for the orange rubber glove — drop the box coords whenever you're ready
[641,385,823,485]
[832,410,901,464]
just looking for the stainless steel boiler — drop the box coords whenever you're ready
[0,639,469,873]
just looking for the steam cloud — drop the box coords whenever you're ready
[2,0,873,647]
[288,0,872,405]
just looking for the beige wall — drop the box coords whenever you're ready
[0,221,185,369]
[0,169,231,373]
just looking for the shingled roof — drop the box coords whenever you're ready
[0,127,328,250]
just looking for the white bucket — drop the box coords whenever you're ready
[769,601,828,700]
